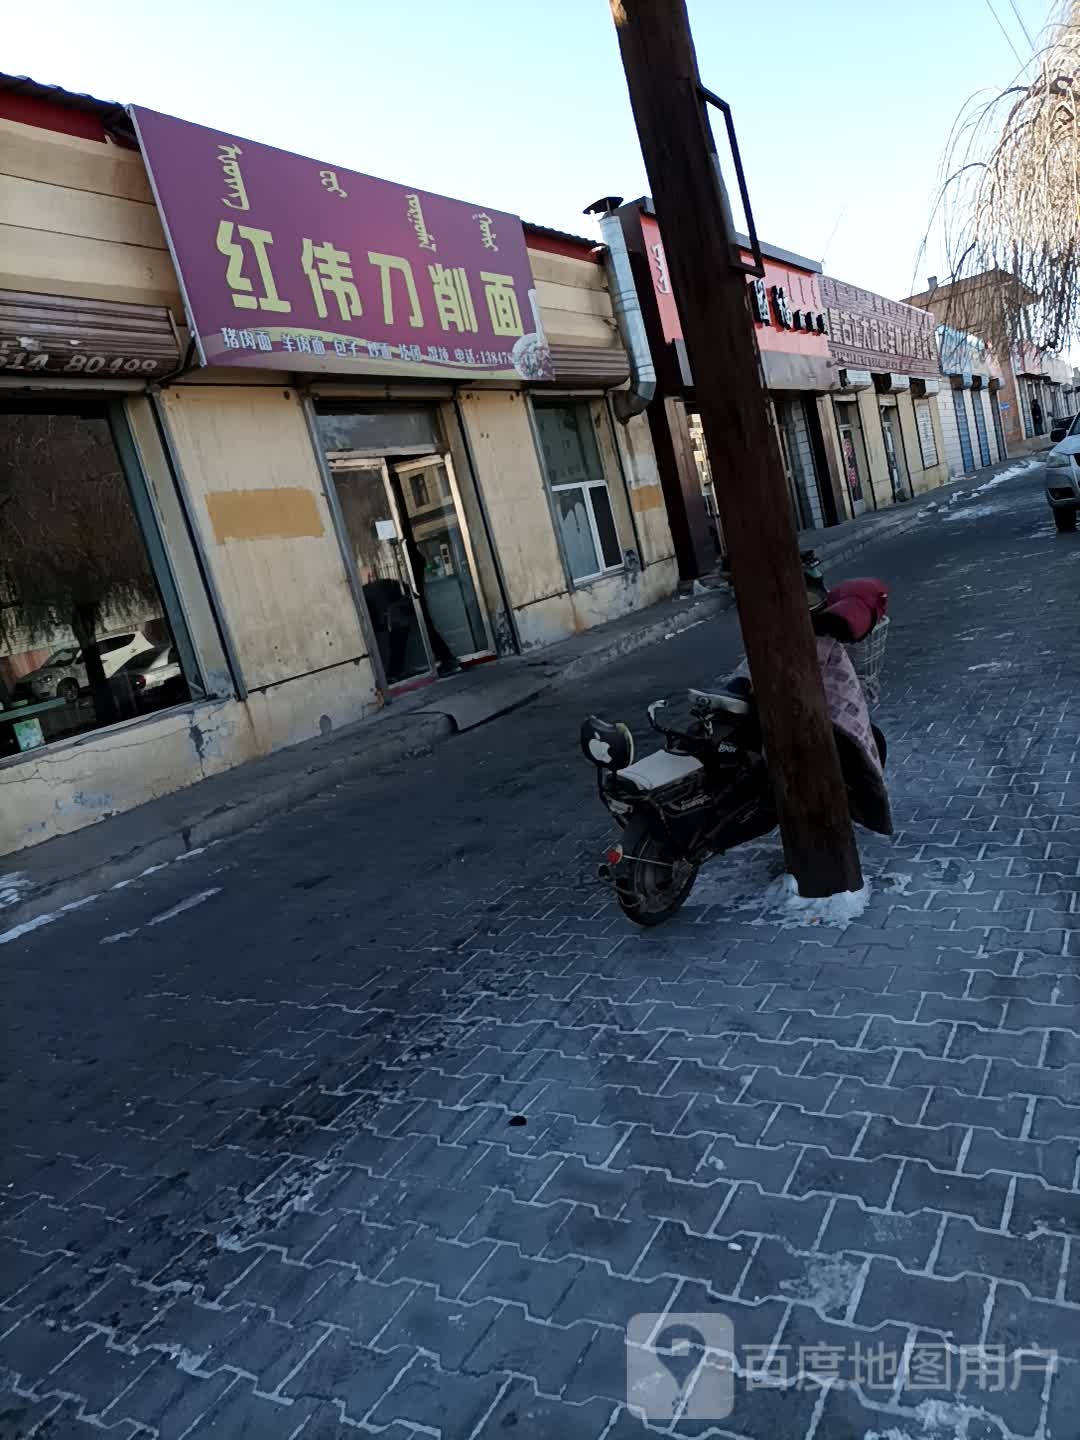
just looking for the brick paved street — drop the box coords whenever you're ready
[3,460,1079,1438]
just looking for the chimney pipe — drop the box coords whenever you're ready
[584,195,656,423]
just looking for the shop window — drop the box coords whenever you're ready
[915,399,939,468]
[410,473,431,509]
[533,400,622,583]
[316,405,441,455]
[0,403,196,760]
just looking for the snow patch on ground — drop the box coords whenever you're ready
[932,460,1039,525]
[0,842,222,944]
[0,894,97,945]
[102,887,222,944]
[759,872,871,928]
[971,459,1039,493]
[866,1397,990,1439]
[779,1254,861,1316]
[944,502,1002,523]
[0,873,30,910]
[691,843,872,929]
[880,871,913,894]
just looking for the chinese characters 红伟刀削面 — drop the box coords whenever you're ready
[368,252,424,328]
[429,264,478,333]
[301,240,363,323]
[479,272,524,338]
[217,222,292,312]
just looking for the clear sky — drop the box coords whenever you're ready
[5,0,1056,302]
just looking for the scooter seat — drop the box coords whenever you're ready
[618,750,704,791]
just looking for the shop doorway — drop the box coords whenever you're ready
[970,388,992,467]
[880,405,911,501]
[328,452,491,690]
[774,397,826,531]
[390,456,490,669]
[991,392,1008,461]
[835,400,869,516]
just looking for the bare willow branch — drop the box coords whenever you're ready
[933,0,1079,350]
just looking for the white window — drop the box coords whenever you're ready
[534,401,623,582]
[915,399,939,468]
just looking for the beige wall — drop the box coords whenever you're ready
[0,119,183,311]
[529,249,614,351]
[854,389,892,510]
[831,386,948,511]
[456,389,676,650]
[3,662,382,854]
[610,410,678,568]
[159,384,370,689]
[902,391,948,496]
[816,398,853,522]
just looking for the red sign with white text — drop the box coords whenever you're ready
[640,214,828,357]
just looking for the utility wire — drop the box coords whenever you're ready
[985,0,1028,67]
[1006,0,1036,51]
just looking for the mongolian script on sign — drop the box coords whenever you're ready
[473,212,498,252]
[406,194,437,253]
[218,143,250,212]
[319,170,347,200]
[130,106,553,382]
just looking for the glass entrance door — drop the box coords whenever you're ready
[391,454,492,666]
[834,400,868,517]
[880,405,910,501]
[329,458,434,688]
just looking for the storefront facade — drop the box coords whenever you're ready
[1014,345,1072,439]
[0,79,676,854]
[935,326,1008,477]
[618,197,843,579]
[903,273,1068,455]
[819,275,949,509]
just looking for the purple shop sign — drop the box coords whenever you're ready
[130,106,553,381]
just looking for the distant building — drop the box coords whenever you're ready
[904,271,1068,452]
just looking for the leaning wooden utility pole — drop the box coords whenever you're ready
[610,0,862,897]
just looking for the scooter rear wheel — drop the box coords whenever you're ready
[615,814,699,927]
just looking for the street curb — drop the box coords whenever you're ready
[555,591,732,683]
[0,713,452,940]
[0,595,727,940]
[0,464,1006,942]
[0,487,968,940]
[814,507,926,570]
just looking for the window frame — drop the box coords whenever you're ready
[0,396,204,764]
[530,397,625,587]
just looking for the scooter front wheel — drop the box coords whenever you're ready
[615,814,699,927]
